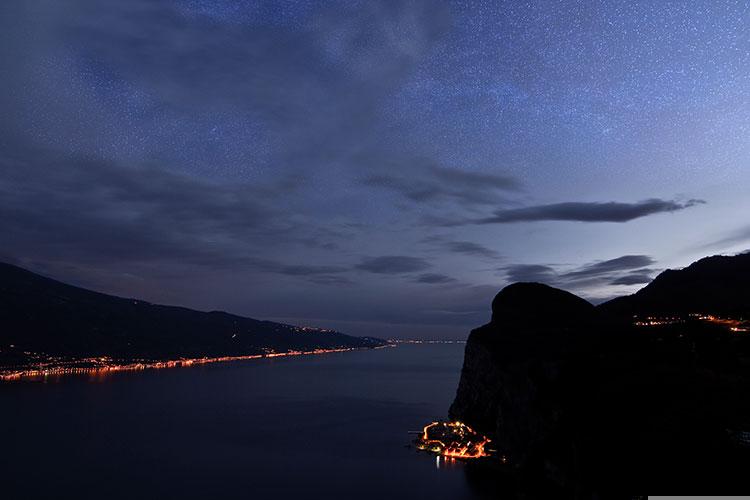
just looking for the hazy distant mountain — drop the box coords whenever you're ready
[600,251,750,316]
[0,262,384,367]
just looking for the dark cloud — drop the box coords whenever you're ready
[467,199,705,224]
[0,0,451,182]
[362,160,520,207]
[355,256,431,274]
[429,165,519,190]
[413,273,456,284]
[610,272,654,286]
[306,275,355,286]
[0,145,351,279]
[274,264,348,276]
[443,240,500,259]
[503,264,557,283]
[420,235,501,260]
[502,256,657,291]
[562,255,655,280]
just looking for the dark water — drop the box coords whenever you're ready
[2,344,507,499]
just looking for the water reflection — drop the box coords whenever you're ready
[434,455,468,470]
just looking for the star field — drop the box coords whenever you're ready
[2,0,749,338]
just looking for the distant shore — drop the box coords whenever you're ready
[0,344,395,382]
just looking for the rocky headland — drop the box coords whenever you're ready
[450,253,750,497]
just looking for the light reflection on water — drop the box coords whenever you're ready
[1,343,510,499]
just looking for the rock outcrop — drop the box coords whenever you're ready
[450,283,604,496]
[450,269,750,497]
[450,284,597,457]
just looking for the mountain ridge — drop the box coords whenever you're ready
[0,261,385,369]
[600,251,750,316]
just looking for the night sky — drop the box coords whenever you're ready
[2,1,750,339]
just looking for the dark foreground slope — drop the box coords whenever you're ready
[450,254,750,498]
[0,262,384,368]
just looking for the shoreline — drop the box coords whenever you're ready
[0,344,395,382]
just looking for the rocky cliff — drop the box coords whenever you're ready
[449,270,750,497]
[450,283,605,496]
[450,284,598,458]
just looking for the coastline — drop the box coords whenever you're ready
[0,344,395,382]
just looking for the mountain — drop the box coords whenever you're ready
[0,262,385,368]
[449,254,750,497]
[600,251,750,316]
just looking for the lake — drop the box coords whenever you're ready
[1,344,511,499]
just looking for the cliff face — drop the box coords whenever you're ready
[450,283,601,494]
[449,324,503,435]
[449,278,750,497]
[450,327,566,467]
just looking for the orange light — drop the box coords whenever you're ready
[417,421,491,460]
[0,347,366,382]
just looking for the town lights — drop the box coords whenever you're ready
[415,421,492,460]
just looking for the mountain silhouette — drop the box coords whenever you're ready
[601,251,750,316]
[0,262,384,367]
